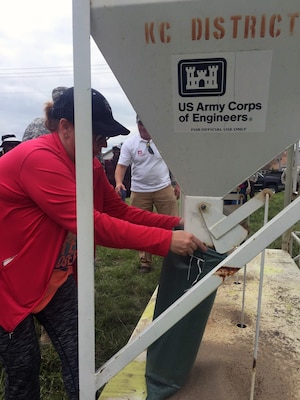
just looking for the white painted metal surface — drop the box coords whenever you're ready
[207,190,271,239]
[183,190,270,252]
[250,193,269,400]
[90,0,300,197]
[73,1,96,399]
[71,1,300,398]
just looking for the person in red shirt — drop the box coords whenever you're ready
[0,87,206,400]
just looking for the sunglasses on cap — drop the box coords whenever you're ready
[146,140,154,155]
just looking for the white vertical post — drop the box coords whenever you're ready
[249,193,270,400]
[293,141,300,192]
[73,0,96,398]
[282,145,295,251]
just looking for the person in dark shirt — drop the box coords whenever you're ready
[0,134,21,156]
[104,144,131,200]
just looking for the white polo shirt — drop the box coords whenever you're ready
[118,133,171,192]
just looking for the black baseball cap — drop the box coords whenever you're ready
[52,87,130,137]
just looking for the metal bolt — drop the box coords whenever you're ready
[199,203,207,212]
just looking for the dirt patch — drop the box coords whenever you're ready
[169,250,300,400]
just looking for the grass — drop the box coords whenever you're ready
[94,248,162,367]
[248,191,300,251]
[0,191,299,399]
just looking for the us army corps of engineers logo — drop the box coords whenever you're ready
[178,58,227,97]
[173,51,272,133]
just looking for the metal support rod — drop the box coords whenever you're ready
[291,231,300,265]
[249,193,270,400]
[282,145,295,251]
[291,231,300,245]
[293,141,299,192]
[73,0,96,399]
[239,265,247,328]
[210,194,269,239]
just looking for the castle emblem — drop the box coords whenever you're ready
[178,58,227,97]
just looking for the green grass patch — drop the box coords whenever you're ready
[248,192,300,251]
[94,248,162,366]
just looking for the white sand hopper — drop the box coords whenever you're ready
[71,0,300,398]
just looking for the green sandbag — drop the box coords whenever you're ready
[145,247,227,400]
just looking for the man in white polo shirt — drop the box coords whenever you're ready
[115,116,180,272]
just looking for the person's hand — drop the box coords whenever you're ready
[178,218,184,227]
[170,230,207,256]
[173,184,180,200]
[115,183,126,198]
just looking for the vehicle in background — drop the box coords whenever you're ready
[253,170,285,193]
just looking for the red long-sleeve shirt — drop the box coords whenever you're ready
[0,133,180,332]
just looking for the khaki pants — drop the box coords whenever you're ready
[130,185,178,266]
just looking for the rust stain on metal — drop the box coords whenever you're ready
[214,266,240,281]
